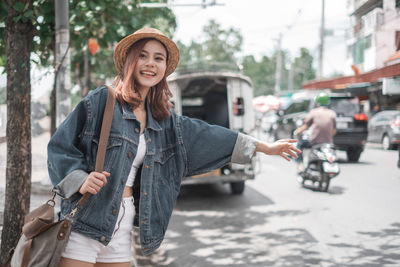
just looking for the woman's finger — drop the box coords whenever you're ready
[88,186,98,195]
[287,149,299,158]
[279,139,298,143]
[90,172,108,186]
[291,146,302,154]
[91,176,106,187]
[87,183,101,192]
[280,152,291,161]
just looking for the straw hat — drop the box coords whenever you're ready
[114,28,180,77]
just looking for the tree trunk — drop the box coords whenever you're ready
[75,61,84,98]
[50,82,56,136]
[1,0,34,263]
[81,48,90,97]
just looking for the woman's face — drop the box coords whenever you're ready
[134,40,167,91]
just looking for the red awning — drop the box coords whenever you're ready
[302,63,400,90]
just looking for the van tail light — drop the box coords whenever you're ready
[354,113,368,121]
[233,97,244,116]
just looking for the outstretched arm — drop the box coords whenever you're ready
[255,139,301,161]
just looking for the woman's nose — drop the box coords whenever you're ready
[145,58,155,67]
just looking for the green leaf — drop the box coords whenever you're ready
[13,15,22,22]
[23,2,30,12]
[13,2,25,12]
[24,10,34,18]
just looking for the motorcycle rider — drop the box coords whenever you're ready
[293,92,337,172]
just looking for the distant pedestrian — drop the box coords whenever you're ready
[48,27,301,267]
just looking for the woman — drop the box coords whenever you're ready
[48,27,301,267]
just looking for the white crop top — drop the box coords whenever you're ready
[126,134,146,187]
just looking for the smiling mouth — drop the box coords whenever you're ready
[140,71,156,76]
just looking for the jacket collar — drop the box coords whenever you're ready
[121,98,162,131]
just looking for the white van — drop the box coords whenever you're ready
[168,71,256,194]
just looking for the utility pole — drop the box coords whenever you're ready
[55,0,71,127]
[274,33,282,95]
[317,0,325,79]
[288,62,294,92]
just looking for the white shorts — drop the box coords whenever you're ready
[61,196,135,263]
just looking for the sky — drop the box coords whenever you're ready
[170,0,351,77]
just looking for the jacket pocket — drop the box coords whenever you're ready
[91,137,123,172]
[154,147,178,194]
[154,147,175,165]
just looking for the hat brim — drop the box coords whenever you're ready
[114,30,180,77]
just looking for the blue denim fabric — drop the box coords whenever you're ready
[47,85,257,255]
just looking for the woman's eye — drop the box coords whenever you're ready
[155,57,165,61]
[139,54,146,58]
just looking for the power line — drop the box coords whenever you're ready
[138,0,224,8]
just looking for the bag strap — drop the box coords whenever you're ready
[76,85,116,208]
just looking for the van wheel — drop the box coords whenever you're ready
[230,181,245,194]
[347,148,361,162]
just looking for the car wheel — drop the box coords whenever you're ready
[230,181,245,194]
[382,135,392,150]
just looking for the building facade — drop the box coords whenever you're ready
[347,0,400,72]
[303,0,400,114]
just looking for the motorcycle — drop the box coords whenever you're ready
[299,142,340,192]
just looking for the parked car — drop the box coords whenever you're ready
[367,110,400,150]
[274,91,368,162]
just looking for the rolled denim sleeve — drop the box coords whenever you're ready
[47,98,91,199]
[231,132,258,164]
[178,115,238,177]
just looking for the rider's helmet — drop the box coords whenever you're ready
[315,92,330,106]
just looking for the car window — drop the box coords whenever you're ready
[373,111,400,123]
[285,100,310,114]
[378,116,390,122]
[330,97,359,116]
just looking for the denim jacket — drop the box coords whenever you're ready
[48,85,258,255]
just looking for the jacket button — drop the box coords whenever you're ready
[100,236,106,242]
[142,220,148,224]
[145,165,150,169]
[121,179,126,185]
[128,152,133,158]
[112,209,117,215]
[147,138,152,143]
[143,192,148,196]
[135,128,139,133]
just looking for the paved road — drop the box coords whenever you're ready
[136,146,400,267]
[1,132,399,266]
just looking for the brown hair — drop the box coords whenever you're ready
[113,38,173,121]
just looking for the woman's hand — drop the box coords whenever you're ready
[255,139,301,161]
[79,171,110,195]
